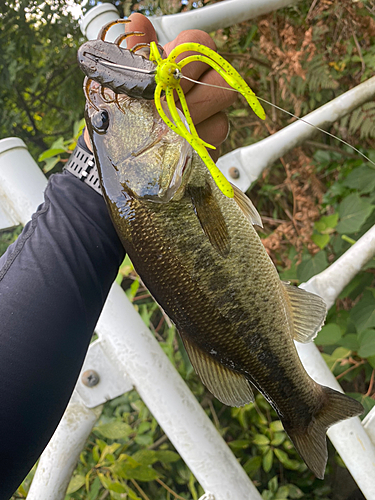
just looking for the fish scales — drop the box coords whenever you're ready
[85,86,363,479]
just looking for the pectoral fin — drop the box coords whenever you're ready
[182,336,254,407]
[188,184,230,258]
[232,184,263,228]
[282,282,327,343]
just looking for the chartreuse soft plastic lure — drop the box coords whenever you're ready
[149,41,266,198]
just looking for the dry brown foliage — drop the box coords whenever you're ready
[261,148,324,261]
[214,0,374,268]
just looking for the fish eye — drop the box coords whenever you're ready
[92,110,109,132]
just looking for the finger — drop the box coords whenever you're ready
[195,112,229,149]
[83,127,92,152]
[180,69,238,126]
[164,30,217,95]
[125,13,158,48]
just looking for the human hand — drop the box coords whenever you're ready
[85,13,237,161]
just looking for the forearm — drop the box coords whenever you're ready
[0,166,124,498]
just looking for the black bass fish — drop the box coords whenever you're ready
[85,82,363,479]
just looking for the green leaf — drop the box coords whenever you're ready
[99,443,121,463]
[108,481,127,493]
[271,432,285,446]
[315,324,343,346]
[312,233,330,249]
[275,485,290,499]
[338,272,373,299]
[188,473,198,500]
[88,477,101,500]
[125,466,160,482]
[66,474,85,494]
[129,279,140,299]
[320,213,339,229]
[331,347,351,360]
[73,117,86,139]
[361,396,375,414]
[137,421,151,434]
[357,329,375,358]
[132,449,160,466]
[287,484,304,498]
[124,486,142,500]
[314,213,338,233]
[368,355,375,368]
[95,421,132,440]
[253,434,270,446]
[343,166,375,194]
[243,455,262,474]
[262,491,274,500]
[154,450,180,463]
[42,156,60,173]
[338,334,359,351]
[274,448,302,470]
[297,251,328,283]
[336,193,374,234]
[268,475,278,493]
[38,147,66,162]
[228,439,250,450]
[97,472,111,490]
[263,449,274,472]
[269,420,283,432]
[134,434,154,446]
[350,293,375,332]
[92,445,100,463]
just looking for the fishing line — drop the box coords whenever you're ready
[181,74,375,168]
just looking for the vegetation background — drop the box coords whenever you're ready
[1,0,375,498]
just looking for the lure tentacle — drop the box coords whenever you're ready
[148,40,267,198]
[176,50,265,120]
[98,19,131,41]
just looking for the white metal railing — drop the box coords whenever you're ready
[1,1,375,499]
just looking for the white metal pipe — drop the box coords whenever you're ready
[96,283,262,500]
[0,198,17,231]
[217,76,375,192]
[0,137,46,225]
[27,392,102,500]
[80,0,299,46]
[302,224,375,310]
[363,408,375,447]
[80,4,124,42]
[149,0,299,46]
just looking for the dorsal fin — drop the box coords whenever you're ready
[232,184,263,228]
[282,282,327,343]
[188,184,230,258]
[182,336,254,407]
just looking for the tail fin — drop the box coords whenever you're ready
[284,387,363,479]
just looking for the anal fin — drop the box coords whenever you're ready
[282,282,327,343]
[182,336,254,407]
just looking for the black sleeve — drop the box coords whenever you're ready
[0,158,125,499]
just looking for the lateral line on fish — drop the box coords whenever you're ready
[181,74,375,168]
